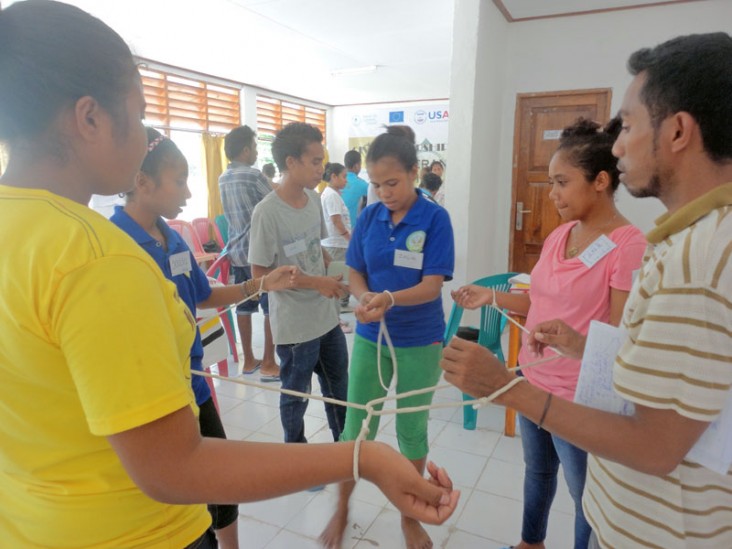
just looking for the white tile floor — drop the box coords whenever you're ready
[211,310,575,548]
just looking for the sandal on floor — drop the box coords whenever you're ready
[241,363,261,375]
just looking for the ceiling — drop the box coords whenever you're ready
[494,0,702,21]
[6,0,708,106]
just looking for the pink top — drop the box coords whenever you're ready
[519,222,646,400]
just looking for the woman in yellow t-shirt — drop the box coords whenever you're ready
[0,2,458,547]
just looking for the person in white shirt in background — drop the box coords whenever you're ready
[321,161,353,332]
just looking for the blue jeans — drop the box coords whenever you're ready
[276,325,348,443]
[519,413,591,549]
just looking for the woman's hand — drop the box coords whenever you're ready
[360,442,459,525]
[450,285,492,310]
[527,319,586,360]
[262,265,299,292]
[355,291,391,324]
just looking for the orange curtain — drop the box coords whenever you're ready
[201,133,227,218]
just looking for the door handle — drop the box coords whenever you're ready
[515,202,532,231]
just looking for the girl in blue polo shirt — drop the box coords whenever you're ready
[321,126,455,549]
[110,128,295,549]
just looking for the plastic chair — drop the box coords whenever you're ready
[215,214,229,245]
[166,219,204,253]
[444,272,517,430]
[192,217,225,251]
[205,253,239,376]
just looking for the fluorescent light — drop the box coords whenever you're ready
[330,65,378,77]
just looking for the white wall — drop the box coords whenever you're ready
[449,0,732,284]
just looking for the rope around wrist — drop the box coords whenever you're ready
[383,289,395,309]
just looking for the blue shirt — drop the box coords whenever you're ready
[110,207,213,405]
[347,191,455,347]
[342,171,369,226]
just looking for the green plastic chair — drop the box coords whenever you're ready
[215,214,229,245]
[444,272,517,430]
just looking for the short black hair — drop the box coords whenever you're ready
[420,173,442,194]
[261,163,276,178]
[628,32,732,163]
[224,125,256,161]
[0,0,136,145]
[344,150,361,169]
[271,122,322,172]
[556,117,623,193]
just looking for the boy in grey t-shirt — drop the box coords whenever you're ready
[249,123,349,443]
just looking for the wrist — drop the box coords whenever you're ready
[260,275,268,292]
[383,290,395,309]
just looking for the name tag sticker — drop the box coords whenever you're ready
[169,251,192,277]
[579,234,617,268]
[394,249,423,270]
[283,239,307,257]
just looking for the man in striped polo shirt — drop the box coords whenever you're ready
[442,32,732,548]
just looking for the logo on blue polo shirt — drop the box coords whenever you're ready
[389,111,404,123]
[406,230,426,253]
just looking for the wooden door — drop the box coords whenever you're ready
[509,90,611,274]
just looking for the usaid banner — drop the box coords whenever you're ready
[347,102,449,171]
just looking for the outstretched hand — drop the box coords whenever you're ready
[362,443,459,525]
[263,265,299,292]
[527,319,586,360]
[450,284,492,310]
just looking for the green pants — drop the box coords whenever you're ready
[341,335,442,460]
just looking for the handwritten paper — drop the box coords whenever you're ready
[576,321,732,474]
[574,321,634,416]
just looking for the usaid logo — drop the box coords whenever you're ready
[414,109,449,124]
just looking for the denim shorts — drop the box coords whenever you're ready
[231,265,269,315]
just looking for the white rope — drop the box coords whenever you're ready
[192,285,561,483]
[376,318,398,391]
[488,293,568,358]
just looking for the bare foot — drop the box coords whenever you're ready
[241,359,262,374]
[319,508,348,549]
[402,516,432,549]
[260,361,280,377]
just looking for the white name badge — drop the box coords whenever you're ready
[579,234,617,268]
[283,238,307,257]
[169,251,192,277]
[394,249,423,270]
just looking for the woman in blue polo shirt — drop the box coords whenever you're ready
[321,126,455,549]
[110,128,295,549]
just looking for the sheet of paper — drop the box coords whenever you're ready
[687,390,732,475]
[577,321,732,474]
[574,320,635,416]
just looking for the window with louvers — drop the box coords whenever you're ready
[140,68,241,133]
[256,95,326,141]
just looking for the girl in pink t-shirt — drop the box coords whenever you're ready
[453,118,645,549]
